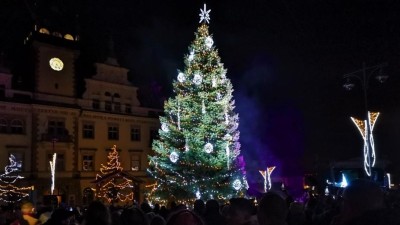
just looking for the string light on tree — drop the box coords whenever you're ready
[0,154,32,203]
[147,3,246,203]
[178,72,186,82]
[95,145,134,203]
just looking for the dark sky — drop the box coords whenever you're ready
[1,0,400,182]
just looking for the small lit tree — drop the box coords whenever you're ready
[0,154,32,203]
[95,145,134,203]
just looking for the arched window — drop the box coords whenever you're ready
[52,32,62,38]
[39,28,50,34]
[0,118,7,133]
[10,119,24,134]
[113,93,120,98]
[105,92,111,97]
[64,34,74,40]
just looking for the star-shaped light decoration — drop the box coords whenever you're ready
[199,4,211,24]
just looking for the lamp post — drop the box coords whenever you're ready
[343,62,388,177]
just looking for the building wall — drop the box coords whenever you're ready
[0,30,161,206]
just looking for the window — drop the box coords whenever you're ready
[48,153,65,171]
[130,126,141,141]
[149,128,159,147]
[92,99,100,109]
[82,155,94,171]
[9,152,23,171]
[125,104,131,114]
[108,125,119,140]
[131,155,140,171]
[10,119,24,134]
[83,123,95,139]
[105,101,112,111]
[48,119,66,136]
[0,118,7,133]
[114,102,121,112]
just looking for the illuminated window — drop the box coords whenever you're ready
[10,119,24,134]
[39,28,50,34]
[83,123,94,139]
[130,126,141,141]
[64,34,74,40]
[92,99,100,109]
[82,155,94,171]
[48,153,65,171]
[108,125,119,140]
[0,118,7,133]
[131,154,141,171]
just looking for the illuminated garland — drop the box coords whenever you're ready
[0,154,32,203]
[95,145,134,203]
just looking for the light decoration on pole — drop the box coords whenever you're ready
[0,154,32,203]
[259,166,276,192]
[95,145,134,203]
[49,153,57,195]
[351,111,380,176]
[343,62,388,177]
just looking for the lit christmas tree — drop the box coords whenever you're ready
[95,145,134,203]
[148,4,247,203]
[0,154,32,203]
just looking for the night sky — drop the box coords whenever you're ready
[1,0,400,184]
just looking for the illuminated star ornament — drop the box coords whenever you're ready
[199,4,211,24]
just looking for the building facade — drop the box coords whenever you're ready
[0,25,161,206]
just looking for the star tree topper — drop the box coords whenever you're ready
[199,4,211,23]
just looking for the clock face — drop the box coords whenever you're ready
[49,57,64,71]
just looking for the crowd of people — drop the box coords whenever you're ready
[1,178,400,225]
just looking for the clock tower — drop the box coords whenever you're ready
[33,38,78,98]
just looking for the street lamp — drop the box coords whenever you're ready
[342,62,388,177]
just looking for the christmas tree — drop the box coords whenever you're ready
[0,154,32,203]
[95,145,134,203]
[148,4,247,203]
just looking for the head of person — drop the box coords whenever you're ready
[257,192,288,225]
[166,209,204,225]
[83,201,111,225]
[205,199,220,215]
[341,179,385,223]
[193,199,205,215]
[120,207,148,225]
[226,198,255,225]
[21,202,35,215]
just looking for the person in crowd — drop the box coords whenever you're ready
[193,200,205,218]
[120,207,149,225]
[257,192,288,225]
[42,208,74,225]
[20,202,40,225]
[166,209,204,225]
[286,202,305,225]
[331,178,392,225]
[225,198,257,225]
[203,199,225,225]
[81,201,111,225]
[150,215,166,225]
